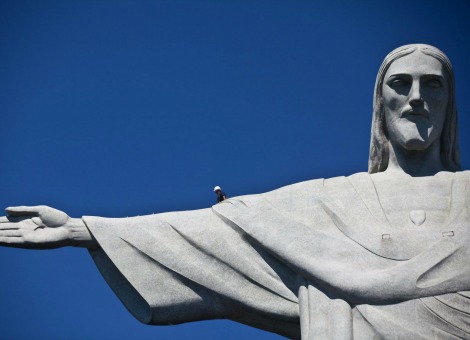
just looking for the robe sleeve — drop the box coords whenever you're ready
[82,206,302,339]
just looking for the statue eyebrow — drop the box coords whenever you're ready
[386,73,411,79]
[421,74,445,79]
[387,73,444,78]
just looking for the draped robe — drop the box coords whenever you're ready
[83,171,470,339]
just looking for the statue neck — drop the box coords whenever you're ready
[386,140,445,177]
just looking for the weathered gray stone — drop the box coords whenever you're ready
[0,44,468,339]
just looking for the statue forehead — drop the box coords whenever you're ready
[385,51,445,78]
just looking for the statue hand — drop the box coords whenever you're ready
[0,206,95,249]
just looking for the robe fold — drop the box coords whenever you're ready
[83,171,470,339]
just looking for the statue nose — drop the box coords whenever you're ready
[409,82,423,106]
[409,97,423,106]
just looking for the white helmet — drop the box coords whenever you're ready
[213,186,221,192]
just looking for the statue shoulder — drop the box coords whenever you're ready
[255,173,367,211]
[259,173,370,201]
[265,178,325,197]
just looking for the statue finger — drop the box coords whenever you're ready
[0,236,27,248]
[0,222,19,230]
[0,230,21,237]
[0,236,24,244]
[5,206,44,217]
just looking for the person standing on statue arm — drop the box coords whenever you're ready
[0,44,469,339]
[214,186,227,203]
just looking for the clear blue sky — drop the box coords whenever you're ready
[0,1,469,339]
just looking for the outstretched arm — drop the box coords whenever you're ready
[0,206,97,249]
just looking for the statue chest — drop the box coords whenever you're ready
[318,171,469,260]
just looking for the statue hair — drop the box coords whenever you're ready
[368,44,461,173]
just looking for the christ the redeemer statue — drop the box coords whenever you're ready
[1,44,469,339]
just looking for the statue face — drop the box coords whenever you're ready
[382,51,449,151]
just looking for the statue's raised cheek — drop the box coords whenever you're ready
[383,92,405,113]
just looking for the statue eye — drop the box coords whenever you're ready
[426,78,442,88]
[389,78,409,87]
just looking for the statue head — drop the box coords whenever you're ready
[368,44,461,173]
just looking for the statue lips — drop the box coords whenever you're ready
[401,109,430,125]
[401,108,429,119]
